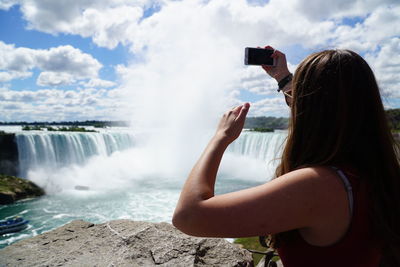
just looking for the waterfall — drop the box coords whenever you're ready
[16,131,135,178]
[229,130,287,163]
[14,129,287,180]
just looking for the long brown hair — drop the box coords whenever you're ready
[274,50,400,262]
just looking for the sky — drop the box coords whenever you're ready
[0,0,399,122]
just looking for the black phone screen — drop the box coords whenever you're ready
[245,48,274,66]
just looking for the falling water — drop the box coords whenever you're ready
[1,128,286,248]
[15,131,135,178]
[229,130,287,163]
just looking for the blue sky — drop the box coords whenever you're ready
[0,6,127,90]
[0,0,399,121]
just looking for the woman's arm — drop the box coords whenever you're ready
[262,46,292,94]
[173,103,250,229]
[261,46,291,82]
[173,103,348,238]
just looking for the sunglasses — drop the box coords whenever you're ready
[282,89,293,106]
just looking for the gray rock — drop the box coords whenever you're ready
[0,220,253,267]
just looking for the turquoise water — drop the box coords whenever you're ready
[0,129,285,249]
[0,175,263,249]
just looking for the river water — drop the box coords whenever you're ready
[0,127,287,248]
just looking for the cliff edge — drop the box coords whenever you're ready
[0,219,253,266]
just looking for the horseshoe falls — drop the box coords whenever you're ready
[229,130,287,164]
[0,128,286,248]
[16,131,135,178]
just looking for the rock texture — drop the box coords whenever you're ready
[0,133,19,176]
[0,220,253,267]
[0,175,45,204]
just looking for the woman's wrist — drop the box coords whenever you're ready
[212,133,232,148]
[274,70,291,82]
[278,73,293,92]
[210,133,234,150]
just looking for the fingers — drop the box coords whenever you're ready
[235,103,250,122]
[217,103,250,143]
[272,50,285,60]
[262,65,272,71]
[231,105,243,116]
[262,45,283,59]
[228,103,250,118]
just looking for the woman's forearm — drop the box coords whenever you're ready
[173,103,249,233]
[172,134,228,232]
[179,135,227,202]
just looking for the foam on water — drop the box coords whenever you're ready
[16,130,135,179]
[0,127,287,248]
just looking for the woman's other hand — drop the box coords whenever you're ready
[262,46,291,82]
[215,103,250,145]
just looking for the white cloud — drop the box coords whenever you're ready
[74,6,143,49]
[7,0,395,52]
[239,67,275,95]
[249,97,290,117]
[118,0,323,123]
[37,72,75,87]
[0,0,18,10]
[0,86,130,121]
[0,71,32,82]
[81,78,116,88]
[35,46,101,78]
[1,0,399,121]
[239,62,298,96]
[110,0,400,122]
[333,5,400,51]
[365,38,400,98]
[4,0,154,49]
[0,42,35,72]
[3,103,21,110]
[4,0,399,54]
[293,0,398,21]
[0,42,102,86]
[128,0,336,54]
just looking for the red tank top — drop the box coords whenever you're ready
[277,167,382,267]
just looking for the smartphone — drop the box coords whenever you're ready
[244,47,275,66]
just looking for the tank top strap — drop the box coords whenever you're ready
[330,166,354,217]
[278,166,382,267]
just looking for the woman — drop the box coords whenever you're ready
[172,47,400,266]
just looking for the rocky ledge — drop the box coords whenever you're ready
[0,174,45,204]
[0,220,253,266]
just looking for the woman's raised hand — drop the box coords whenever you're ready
[261,46,291,82]
[215,103,250,145]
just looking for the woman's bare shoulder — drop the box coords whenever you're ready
[283,166,352,245]
[279,166,346,189]
[273,166,349,220]
[174,165,348,238]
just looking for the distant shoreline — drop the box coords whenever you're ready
[0,120,130,128]
[0,107,399,132]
